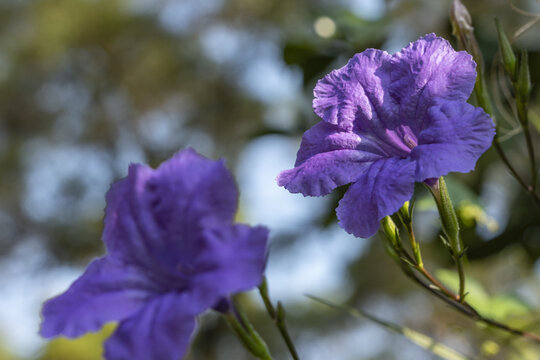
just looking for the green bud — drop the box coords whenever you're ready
[435,177,462,255]
[495,18,517,80]
[439,176,463,254]
[517,49,531,101]
[399,201,411,221]
[381,216,399,248]
[224,310,273,360]
[450,0,494,115]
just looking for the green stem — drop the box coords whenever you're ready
[416,266,460,301]
[396,202,423,268]
[405,217,423,269]
[456,256,466,303]
[258,277,300,360]
[524,123,537,191]
[515,49,536,191]
[380,220,459,301]
[517,104,537,192]
[259,277,277,318]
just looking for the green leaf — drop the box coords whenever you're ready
[436,269,490,309]
[435,270,532,321]
[489,295,531,321]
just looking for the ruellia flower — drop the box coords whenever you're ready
[278,34,495,238]
[40,148,269,360]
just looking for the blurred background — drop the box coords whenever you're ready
[0,0,540,359]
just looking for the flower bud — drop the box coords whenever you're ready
[435,177,462,255]
[399,201,411,221]
[495,18,517,80]
[517,49,531,101]
[381,216,399,248]
[450,0,483,67]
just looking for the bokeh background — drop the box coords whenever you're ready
[1,0,540,359]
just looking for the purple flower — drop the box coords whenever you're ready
[40,148,268,360]
[278,34,494,238]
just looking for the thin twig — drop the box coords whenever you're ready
[498,126,522,142]
[307,295,473,360]
[508,0,540,17]
[396,255,540,343]
[513,17,540,40]
[518,110,538,192]
[387,216,460,301]
[399,211,424,269]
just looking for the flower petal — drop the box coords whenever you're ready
[40,257,158,338]
[103,148,238,272]
[336,158,416,238]
[278,122,384,196]
[313,49,393,131]
[191,224,268,307]
[104,293,197,360]
[151,148,238,228]
[411,100,495,181]
[389,34,477,131]
[278,150,383,197]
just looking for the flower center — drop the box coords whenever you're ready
[403,133,418,150]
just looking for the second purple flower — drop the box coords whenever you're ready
[278,34,495,238]
[40,148,269,360]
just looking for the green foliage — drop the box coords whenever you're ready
[39,323,116,360]
[436,269,531,322]
[0,342,18,360]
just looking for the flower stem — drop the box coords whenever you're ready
[408,227,423,269]
[398,202,423,268]
[522,120,537,192]
[380,217,458,301]
[258,277,300,360]
[515,49,537,192]
[416,266,460,301]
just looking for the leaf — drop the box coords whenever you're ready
[435,270,532,321]
[488,295,531,321]
[436,269,490,310]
